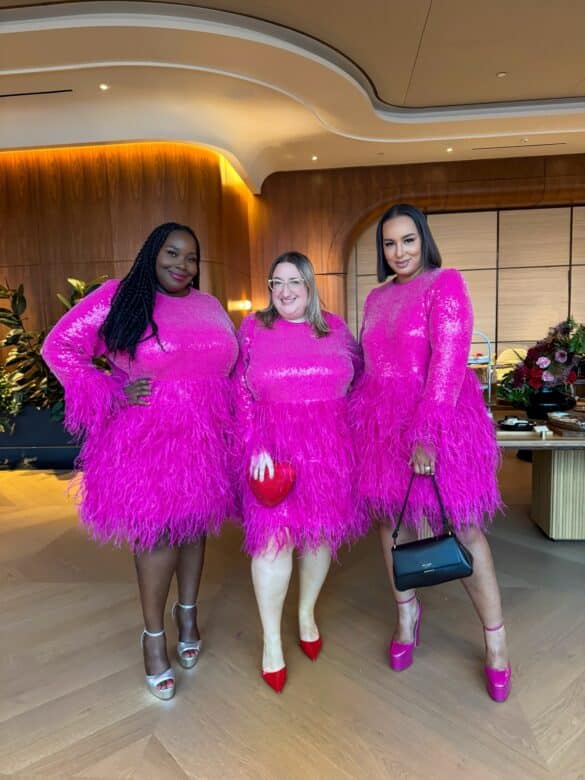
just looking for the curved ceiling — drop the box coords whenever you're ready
[1,1,584,190]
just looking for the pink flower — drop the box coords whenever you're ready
[536,356,551,368]
[555,349,567,363]
[542,370,555,383]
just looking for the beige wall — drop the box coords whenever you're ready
[348,206,583,358]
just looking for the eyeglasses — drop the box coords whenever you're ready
[267,278,306,292]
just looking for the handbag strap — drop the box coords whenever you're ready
[392,473,452,546]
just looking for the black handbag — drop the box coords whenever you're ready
[391,474,473,591]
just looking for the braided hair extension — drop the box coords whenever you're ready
[100,222,200,358]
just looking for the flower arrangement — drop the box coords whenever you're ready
[498,317,585,405]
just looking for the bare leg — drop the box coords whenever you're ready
[298,544,332,641]
[379,522,420,642]
[134,542,179,688]
[174,536,206,654]
[457,526,509,669]
[251,540,294,672]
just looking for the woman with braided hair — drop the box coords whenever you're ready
[42,222,238,701]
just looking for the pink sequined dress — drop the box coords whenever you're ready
[41,279,238,550]
[234,312,367,556]
[352,268,502,531]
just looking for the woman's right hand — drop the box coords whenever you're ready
[249,450,275,482]
[123,377,152,406]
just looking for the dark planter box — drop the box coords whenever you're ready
[0,405,79,469]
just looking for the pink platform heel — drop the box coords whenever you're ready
[484,623,511,702]
[389,593,422,672]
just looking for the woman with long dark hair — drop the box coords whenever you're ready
[42,222,238,700]
[353,204,511,702]
[234,251,366,693]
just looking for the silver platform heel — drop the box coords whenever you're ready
[141,628,175,700]
[171,602,202,669]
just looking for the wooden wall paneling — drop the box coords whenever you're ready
[356,221,378,276]
[256,155,585,300]
[326,168,365,249]
[572,206,585,265]
[398,163,449,212]
[428,211,497,270]
[0,153,41,269]
[499,207,571,267]
[346,247,358,336]
[224,269,254,328]
[543,155,585,201]
[162,145,211,231]
[107,143,211,263]
[498,267,569,342]
[297,172,325,269]
[106,144,167,261]
[0,142,258,333]
[199,260,226,304]
[315,273,346,316]
[570,266,585,322]
[219,158,253,321]
[448,157,546,184]
[248,193,272,310]
[263,173,300,259]
[192,148,223,265]
[34,147,113,267]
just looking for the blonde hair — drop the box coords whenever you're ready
[255,251,329,337]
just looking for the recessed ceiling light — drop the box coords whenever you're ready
[521,137,529,144]
[99,83,110,91]
[446,146,454,153]
[496,72,508,78]
[311,155,318,161]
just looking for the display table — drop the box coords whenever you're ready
[497,430,585,540]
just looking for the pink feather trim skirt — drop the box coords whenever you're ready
[240,398,368,556]
[351,372,503,532]
[73,378,235,550]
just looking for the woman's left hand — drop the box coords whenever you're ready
[409,444,436,476]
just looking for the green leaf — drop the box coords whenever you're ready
[67,278,86,294]
[56,293,72,311]
[2,332,22,346]
[11,286,26,317]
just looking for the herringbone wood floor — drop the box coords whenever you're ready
[0,454,583,779]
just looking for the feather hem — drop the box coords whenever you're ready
[238,398,369,556]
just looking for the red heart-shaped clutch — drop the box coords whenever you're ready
[249,462,296,507]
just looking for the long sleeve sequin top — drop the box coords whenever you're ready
[354,267,501,529]
[41,279,239,549]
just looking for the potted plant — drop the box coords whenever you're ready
[497,317,585,419]
[0,276,107,467]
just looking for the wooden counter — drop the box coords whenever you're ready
[496,428,585,541]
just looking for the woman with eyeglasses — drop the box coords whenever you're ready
[234,251,365,693]
[42,222,238,701]
[352,203,510,702]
